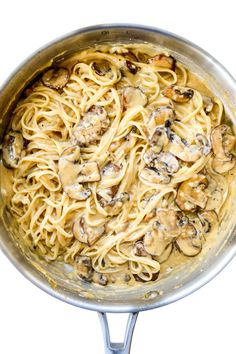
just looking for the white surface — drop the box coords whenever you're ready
[0,1,236,353]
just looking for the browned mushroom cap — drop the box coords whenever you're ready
[42,67,69,90]
[212,157,236,174]
[198,210,218,233]
[2,131,24,169]
[92,272,108,286]
[58,146,100,200]
[162,85,194,103]
[71,106,110,147]
[73,217,105,246]
[147,54,176,70]
[203,96,214,114]
[75,255,93,281]
[176,174,208,212]
[211,125,235,161]
[211,124,236,173]
[123,87,147,108]
[176,223,202,256]
[133,241,148,256]
[147,106,176,138]
[99,192,130,216]
[91,61,111,76]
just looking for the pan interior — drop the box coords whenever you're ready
[1,25,236,311]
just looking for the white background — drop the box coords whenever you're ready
[1,1,236,353]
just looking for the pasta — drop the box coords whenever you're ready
[1,43,236,286]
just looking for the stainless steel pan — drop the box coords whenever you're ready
[1,24,236,354]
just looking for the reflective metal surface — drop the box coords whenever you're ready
[1,25,236,353]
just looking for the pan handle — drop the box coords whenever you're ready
[98,312,139,354]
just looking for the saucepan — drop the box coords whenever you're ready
[1,24,236,354]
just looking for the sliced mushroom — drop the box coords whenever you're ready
[176,223,202,256]
[73,217,105,246]
[75,255,93,281]
[147,106,176,138]
[143,229,169,257]
[123,87,147,108]
[149,127,169,153]
[91,61,111,76]
[99,192,130,216]
[133,241,148,256]
[211,125,236,173]
[168,133,202,162]
[76,162,101,183]
[196,134,211,155]
[198,210,218,233]
[97,163,121,201]
[147,54,176,70]
[155,243,173,263]
[176,174,208,212]
[58,146,100,200]
[211,125,235,161]
[102,162,121,178]
[126,60,138,74]
[203,96,214,114]
[42,67,69,89]
[92,272,108,286]
[71,106,110,147]
[143,151,179,183]
[162,85,194,103]
[212,157,235,174]
[2,131,24,169]
[155,209,181,237]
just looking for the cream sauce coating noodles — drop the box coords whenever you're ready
[1,43,236,286]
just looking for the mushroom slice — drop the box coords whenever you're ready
[58,146,99,200]
[71,106,110,147]
[211,124,235,161]
[2,131,24,169]
[75,255,93,281]
[93,272,108,286]
[76,162,101,183]
[212,156,236,174]
[196,134,211,155]
[91,61,111,76]
[140,167,170,184]
[176,174,208,212]
[73,217,105,246]
[147,54,176,70]
[42,67,69,89]
[133,241,148,256]
[155,209,181,237]
[154,152,179,174]
[123,87,147,108]
[100,192,130,216]
[144,229,169,257]
[155,243,173,263]
[147,106,176,138]
[198,210,218,234]
[203,96,214,114]
[126,60,138,74]
[149,127,169,153]
[102,162,121,178]
[176,223,202,257]
[168,133,201,162]
[162,85,194,103]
